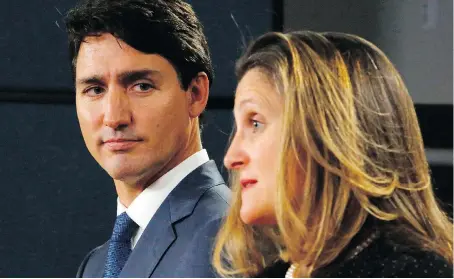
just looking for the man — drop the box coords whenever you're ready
[64,0,230,277]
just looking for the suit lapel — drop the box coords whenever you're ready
[118,160,224,278]
[118,199,176,278]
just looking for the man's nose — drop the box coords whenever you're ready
[102,89,132,130]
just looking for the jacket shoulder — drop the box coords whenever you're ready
[76,244,105,277]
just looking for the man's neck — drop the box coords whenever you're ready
[116,184,144,208]
[114,129,202,208]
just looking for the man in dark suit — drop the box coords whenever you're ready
[64,0,230,277]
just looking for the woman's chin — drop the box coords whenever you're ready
[240,207,277,225]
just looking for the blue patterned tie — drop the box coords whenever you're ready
[103,212,138,278]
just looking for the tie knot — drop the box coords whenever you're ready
[111,212,138,242]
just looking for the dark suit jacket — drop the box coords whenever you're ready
[77,160,231,277]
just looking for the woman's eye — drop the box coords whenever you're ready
[251,119,263,131]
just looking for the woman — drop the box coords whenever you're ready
[212,31,453,277]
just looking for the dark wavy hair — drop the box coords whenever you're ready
[65,0,213,89]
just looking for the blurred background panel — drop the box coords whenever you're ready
[0,0,451,276]
[0,0,75,93]
[284,0,453,105]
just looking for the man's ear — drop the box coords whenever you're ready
[186,72,210,118]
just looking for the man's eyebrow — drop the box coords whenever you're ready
[76,69,162,87]
[117,69,162,86]
[76,75,105,86]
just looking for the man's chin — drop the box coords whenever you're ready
[100,158,164,186]
[103,164,157,187]
[104,166,141,182]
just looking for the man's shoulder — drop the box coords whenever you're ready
[190,159,231,202]
[169,160,231,219]
[199,181,231,204]
[76,243,108,277]
[192,182,231,217]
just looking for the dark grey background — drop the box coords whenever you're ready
[0,0,451,277]
[284,0,453,105]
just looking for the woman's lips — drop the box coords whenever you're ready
[240,179,258,189]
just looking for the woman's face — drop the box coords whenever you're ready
[224,68,283,225]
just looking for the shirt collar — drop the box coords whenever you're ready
[116,149,209,228]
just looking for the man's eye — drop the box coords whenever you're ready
[84,86,105,96]
[133,83,154,92]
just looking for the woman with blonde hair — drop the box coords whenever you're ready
[213,31,453,277]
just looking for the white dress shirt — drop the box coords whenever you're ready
[116,149,209,249]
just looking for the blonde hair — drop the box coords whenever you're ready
[212,31,453,277]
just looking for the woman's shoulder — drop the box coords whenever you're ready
[376,230,453,277]
[328,234,453,278]
[380,249,453,277]
[255,229,452,278]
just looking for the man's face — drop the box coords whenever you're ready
[75,33,193,187]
